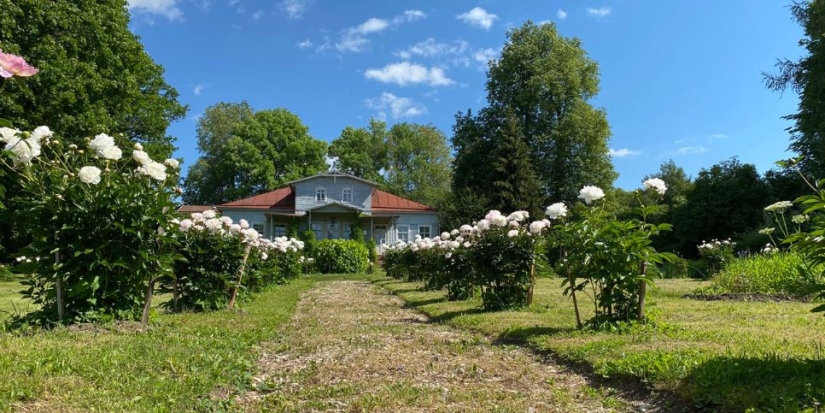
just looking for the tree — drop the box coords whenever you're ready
[488,113,543,217]
[643,160,693,253]
[182,103,327,205]
[0,0,187,157]
[385,123,452,207]
[328,118,388,183]
[451,21,616,215]
[671,158,770,257]
[764,1,825,179]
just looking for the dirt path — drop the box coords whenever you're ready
[237,280,642,412]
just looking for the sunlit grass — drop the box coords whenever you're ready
[374,274,825,412]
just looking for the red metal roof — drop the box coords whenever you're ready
[371,189,436,212]
[221,186,294,209]
[177,205,217,213]
[218,184,435,213]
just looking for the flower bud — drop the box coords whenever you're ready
[69,144,78,150]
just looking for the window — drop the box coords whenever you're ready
[418,225,431,239]
[315,186,326,202]
[311,222,323,239]
[252,223,265,234]
[326,222,339,239]
[397,225,409,243]
[342,187,353,203]
[273,224,287,238]
[343,223,352,240]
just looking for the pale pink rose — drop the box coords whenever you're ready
[0,50,38,78]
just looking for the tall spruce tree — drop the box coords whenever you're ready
[489,113,542,216]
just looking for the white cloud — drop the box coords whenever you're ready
[335,12,425,53]
[297,39,313,49]
[252,9,265,21]
[456,7,498,30]
[396,38,469,59]
[401,10,427,21]
[708,133,728,141]
[280,0,311,19]
[193,84,206,96]
[675,146,706,155]
[365,93,427,119]
[364,62,454,87]
[128,0,182,20]
[587,7,611,18]
[609,148,640,158]
[557,9,568,20]
[473,48,498,67]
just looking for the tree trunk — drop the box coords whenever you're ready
[172,278,179,312]
[141,278,156,325]
[54,247,64,322]
[228,244,253,310]
[637,261,648,321]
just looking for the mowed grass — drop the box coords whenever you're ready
[0,278,35,319]
[373,274,825,412]
[0,277,315,412]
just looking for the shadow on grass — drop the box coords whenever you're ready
[401,296,448,307]
[492,326,576,344]
[675,355,825,412]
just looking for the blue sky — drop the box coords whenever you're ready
[127,0,804,189]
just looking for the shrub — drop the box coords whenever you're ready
[697,239,735,275]
[657,256,690,279]
[366,238,377,273]
[470,220,537,310]
[4,129,181,324]
[709,252,822,296]
[315,239,369,274]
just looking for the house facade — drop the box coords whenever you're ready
[218,172,439,247]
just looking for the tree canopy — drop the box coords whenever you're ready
[450,21,616,220]
[765,0,825,179]
[0,0,187,157]
[384,123,452,208]
[328,118,388,184]
[182,102,327,205]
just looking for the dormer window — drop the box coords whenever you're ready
[342,187,353,203]
[315,186,326,202]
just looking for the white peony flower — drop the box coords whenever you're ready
[89,133,115,151]
[239,219,250,229]
[132,150,152,165]
[261,252,268,261]
[529,220,547,235]
[220,216,233,226]
[578,186,605,205]
[134,143,143,151]
[78,166,102,185]
[202,209,216,219]
[99,145,122,160]
[5,137,41,165]
[459,224,473,234]
[164,158,180,169]
[643,178,667,195]
[0,127,20,143]
[545,202,568,220]
[441,231,451,240]
[445,252,452,259]
[180,219,193,232]
[29,126,53,143]
[204,218,223,232]
[507,229,519,238]
[507,211,529,222]
[485,210,502,221]
[491,215,508,227]
[191,212,204,222]
[137,161,167,181]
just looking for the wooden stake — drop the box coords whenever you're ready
[527,260,535,306]
[54,247,64,322]
[637,261,648,321]
[141,278,156,324]
[228,244,253,310]
[564,250,582,329]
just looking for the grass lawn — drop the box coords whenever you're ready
[373,274,825,412]
[0,277,315,412]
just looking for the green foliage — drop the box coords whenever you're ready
[365,238,377,273]
[471,226,537,310]
[299,229,317,258]
[488,112,543,218]
[314,239,369,274]
[696,239,736,276]
[0,0,187,155]
[453,21,616,209]
[183,102,328,205]
[765,0,825,179]
[384,123,452,207]
[707,252,821,296]
[350,220,364,242]
[655,256,690,279]
[328,118,388,184]
[5,132,181,324]
[670,158,771,257]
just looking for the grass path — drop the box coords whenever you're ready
[238,280,646,412]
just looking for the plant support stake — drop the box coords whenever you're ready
[228,244,253,310]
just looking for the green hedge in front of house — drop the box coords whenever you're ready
[314,239,370,274]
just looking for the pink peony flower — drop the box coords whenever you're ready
[0,50,38,78]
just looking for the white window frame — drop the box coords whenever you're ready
[342,186,353,203]
[418,225,431,239]
[315,186,326,202]
[252,222,265,234]
[397,225,409,243]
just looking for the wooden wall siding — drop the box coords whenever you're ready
[294,176,373,212]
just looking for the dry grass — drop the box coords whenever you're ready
[238,280,638,412]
